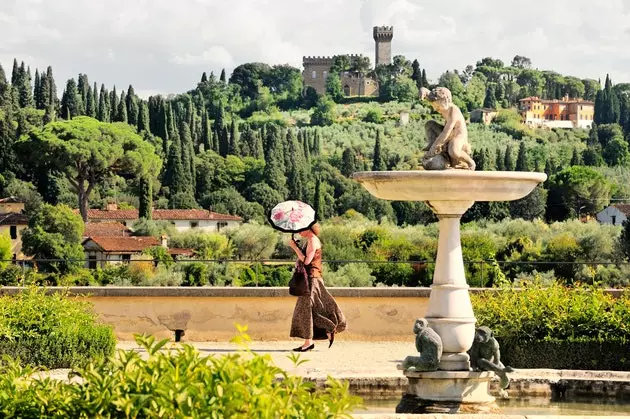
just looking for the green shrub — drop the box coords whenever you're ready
[0,333,363,418]
[182,262,209,286]
[0,265,22,286]
[0,288,116,368]
[471,283,630,369]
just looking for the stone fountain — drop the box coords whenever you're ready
[352,87,547,414]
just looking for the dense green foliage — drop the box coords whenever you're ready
[471,284,630,369]
[0,333,362,418]
[0,288,116,368]
[1,55,629,228]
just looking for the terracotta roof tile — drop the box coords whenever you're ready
[84,209,242,221]
[0,212,29,226]
[614,204,630,216]
[84,222,131,237]
[83,236,160,253]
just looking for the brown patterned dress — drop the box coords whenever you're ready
[290,247,347,340]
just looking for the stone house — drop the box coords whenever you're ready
[0,197,28,260]
[596,204,630,226]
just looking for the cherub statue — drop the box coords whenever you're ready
[469,326,514,390]
[402,318,442,372]
[422,87,476,171]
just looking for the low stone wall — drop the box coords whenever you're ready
[0,287,433,341]
[1,287,624,342]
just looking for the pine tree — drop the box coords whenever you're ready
[98,84,109,122]
[341,147,357,177]
[503,145,515,171]
[126,85,139,125]
[60,78,81,119]
[139,177,153,220]
[515,142,529,171]
[372,130,385,171]
[228,119,239,155]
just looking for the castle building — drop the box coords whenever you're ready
[302,26,393,97]
[519,96,594,129]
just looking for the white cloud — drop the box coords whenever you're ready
[0,0,628,95]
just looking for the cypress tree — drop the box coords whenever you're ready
[421,69,428,88]
[220,69,226,83]
[263,124,288,198]
[17,62,33,108]
[137,101,150,132]
[495,147,504,170]
[92,82,98,117]
[228,119,239,155]
[515,142,529,171]
[483,85,497,109]
[200,108,211,152]
[11,59,19,85]
[372,129,386,171]
[201,72,208,83]
[33,69,41,109]
[341,147,357,177]
[313,176,324,220]
[0,64,8,107]
[110,86,118,122]
[570,147,581,166]
[85,84,96,117]
[139,176,153,220]
[116,91,128,123]
[179,120,195,193]
[38,70,49,110]
[126,85,139,125]
[411,59,421,88]
[302,131,310,161]
[77,74,89,115]
[60,78,81,119]
[0,108,16,173]
[503,145,515,171]
[219,125,229,157]
[286,129,307,200]
[313,130,322,156]
[45,66,57,112]
[98,84,109,122]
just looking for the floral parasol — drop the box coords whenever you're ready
[268,200,317,233]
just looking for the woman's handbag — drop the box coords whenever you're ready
[289,261,310,296]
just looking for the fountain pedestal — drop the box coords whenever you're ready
[353,170,546,414]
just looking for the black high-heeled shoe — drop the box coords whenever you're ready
[292,343,315,352]
[328,332,335,348]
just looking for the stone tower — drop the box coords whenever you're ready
[373,26,393,66]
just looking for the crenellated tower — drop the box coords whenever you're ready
[373,26,393,66]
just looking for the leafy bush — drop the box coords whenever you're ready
[325,262,375,287]
[472,283,630,369]
[182,262,209,286]
[0,288,116,368]
[0,333,363,418]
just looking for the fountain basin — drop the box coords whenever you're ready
[352,170,547,202]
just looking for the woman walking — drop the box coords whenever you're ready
[287,223,347,352]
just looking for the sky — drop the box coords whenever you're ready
[1,0,629,98]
